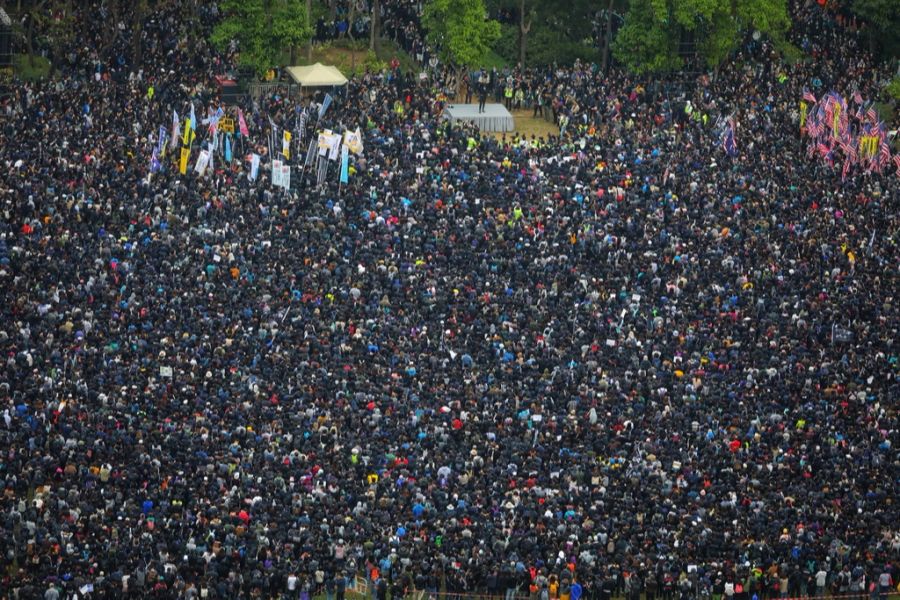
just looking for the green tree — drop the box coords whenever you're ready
[613,0,789,73]
[487,0,596,67]
[423,0,501,72]
[849,0,900,57]
[612,0,680,73]
[211,0,313,77]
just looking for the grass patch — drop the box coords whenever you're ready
[284,38,417,78]
[374,39,419,73]
[12,54,52,81]
[774,39,806,66]
[476,49,508,69]
[495,108,559,141]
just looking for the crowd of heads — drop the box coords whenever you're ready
[0,0,898,598]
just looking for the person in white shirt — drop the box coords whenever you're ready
[815,569,828,596]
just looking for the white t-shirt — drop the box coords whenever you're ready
[816,571,828,587]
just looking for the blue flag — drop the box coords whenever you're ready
[339,144,349,184]
[319,93,333,119]
[189,102,197,132]
[225,134,233,164]
[157,126,167,154]
[149,147,161,173]
[721,118,738,157]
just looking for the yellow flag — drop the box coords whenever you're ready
[179,147,190,175]
[799,101,807,128]
[282,131,291,159]
[182,118,194,145]
[860,136,877,158]
[832,104,840,138]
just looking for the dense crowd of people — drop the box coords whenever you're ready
[1,0,898,599]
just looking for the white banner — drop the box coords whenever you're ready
[194,149,210,176]
[249,153,260,181]
[272,159,283,187]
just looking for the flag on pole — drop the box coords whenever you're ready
[179,147,190,174]
[279,164,291,189]
[298,109,309,141]
[171,111,180,151]
[327,133,341,161]
[865,106,877,123]
[249,153,261,181]
[182,118,195,145]
[878,141,891,167]
[272,159,283,187]
[344,127,364,155]
[225,134,233,163]
[340,144,349,184]
[282,130,291,159]
[317,157,328,187]
[206,107,225,134]
[238,109,250,137]
[319,93,333,119]
[802,90,817,104]
[194,149,210,176]
[150,147,161,174]
[157,126,168,154]
[721,118,737,157]
[304,137,317,168]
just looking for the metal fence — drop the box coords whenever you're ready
[247,81,300,100]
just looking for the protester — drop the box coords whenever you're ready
[0,0,898,599]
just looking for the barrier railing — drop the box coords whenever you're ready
[343,585,898,600]
[247,81,300,99]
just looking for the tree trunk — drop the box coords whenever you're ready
[106,0,118,48]
[518,0,530,68]
[306,0,313,61]
[329,0,337,20]
[601,0,614,73]
[347,0,358,41]
[131,0,147,69]
[25,12,35,67]
[369,0,380,53]
[22,0,48,68]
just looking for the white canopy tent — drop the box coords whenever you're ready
[285,63,348,88]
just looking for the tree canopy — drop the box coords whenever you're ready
[423,0,501,70]
[210,0,313,77]
[612,0,790,73]
[850,0,900,57]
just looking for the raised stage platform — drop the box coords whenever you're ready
[443,103,514,132]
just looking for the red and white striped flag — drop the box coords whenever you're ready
[841,159,850,181]
[893,154,900,176]
[878,142,891,167]
[803,90,817,104]
[852,90,863,105]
